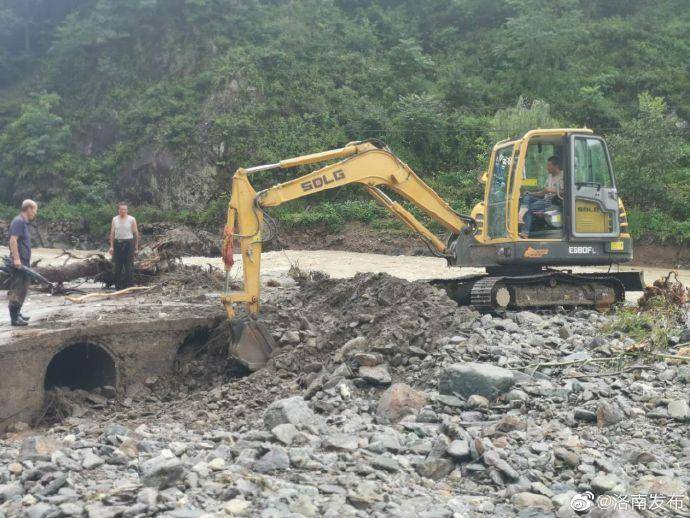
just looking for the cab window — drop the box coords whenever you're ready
[487,145,512,238]
[523,142,558,188]
[573,138,613,188]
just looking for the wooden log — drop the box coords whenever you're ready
[31,255,161,286]
[33,256,112,284]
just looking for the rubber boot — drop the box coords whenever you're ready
[9,305,28,327]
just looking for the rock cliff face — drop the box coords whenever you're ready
[117,147,217,209]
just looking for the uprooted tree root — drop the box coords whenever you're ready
[638,270,690,307]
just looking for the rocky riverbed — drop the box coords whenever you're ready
[1,272,689,517]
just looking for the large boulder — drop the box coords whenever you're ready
[438,362,514,399]
[19,436,60,462]
[140,456,186,489]
[264,396,317,431]
[377,383,427,423]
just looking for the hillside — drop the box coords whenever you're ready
[1,0,689,242]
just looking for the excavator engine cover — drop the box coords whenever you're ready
[228,317,275,371]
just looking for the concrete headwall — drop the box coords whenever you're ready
[0,314,222,432]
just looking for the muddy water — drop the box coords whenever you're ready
[184,248,690,289]
[4,247,689,303]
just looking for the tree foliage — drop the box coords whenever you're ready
[0,0,688,241]
[0,93,71,196]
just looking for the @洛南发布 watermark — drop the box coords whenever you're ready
[569,492,686,512]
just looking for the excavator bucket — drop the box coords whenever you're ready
[227,317,276,372]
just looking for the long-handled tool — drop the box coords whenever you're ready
[1,256,86,296]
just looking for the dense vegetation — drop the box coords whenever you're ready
[0,0,689,242]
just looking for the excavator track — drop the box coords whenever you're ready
[470,276,511,311]
[439,272,626,312]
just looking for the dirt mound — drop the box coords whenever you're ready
[208,272,477,385]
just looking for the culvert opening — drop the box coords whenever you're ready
[172,323,248,392]
[44,342,117,391]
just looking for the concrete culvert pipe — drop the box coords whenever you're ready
[44,342,117,391]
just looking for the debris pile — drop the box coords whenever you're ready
[143,225,221,258]
[0,227,224,293]
[639,270,690,307]
[1,271,690,517]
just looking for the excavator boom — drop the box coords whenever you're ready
[220,140,474,369]
[222,139,471,317]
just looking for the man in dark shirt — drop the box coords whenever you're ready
[7,200,38,326]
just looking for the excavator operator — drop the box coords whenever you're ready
[520,155,564,237]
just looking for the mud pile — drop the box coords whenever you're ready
[256,272,477,374]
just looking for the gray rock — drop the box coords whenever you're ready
[372,455,400,472]
[59,503,84,516]
[82,451,105,469]
[85,503,128,518]
[280,330,301,345]
[123,503,148,517]
[562,350,591,362]
[573,408,597,422]
[668,399,690,421]
[447,439,471,460]
[323,433,359,451]
[358,365,392,385]
[679,327,690,343]
[137,487,158,507]
[511,492,553,511]
[591,473,621,493]
[439,362,514,399]
[483,449,519,480]
[369,431,403,452]
[334,336,367,362]
[264,396,317,431]
[515,312,543,325]
[140,456,185,489]
[0,483,23,502]
[38,473,67,496]
[415,457,454,480]
[596,401,625,427]
[271,423,300,445]
[505,389,529,402]
[19,436,58,461]
[254,447,290,473]
[25,503,54,518]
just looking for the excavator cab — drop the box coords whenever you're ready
[475,128,630,264]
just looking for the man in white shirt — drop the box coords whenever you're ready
[108,202,139,290]
[521,156,564,237]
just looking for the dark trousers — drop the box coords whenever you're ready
[522,194,546,233]
[7,269,29,309]
[113,239,134,290]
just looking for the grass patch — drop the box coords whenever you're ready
[604,296,685,349]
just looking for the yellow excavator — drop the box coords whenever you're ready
[220,129,644,369]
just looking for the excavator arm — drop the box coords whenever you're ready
[221,140,472,319]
